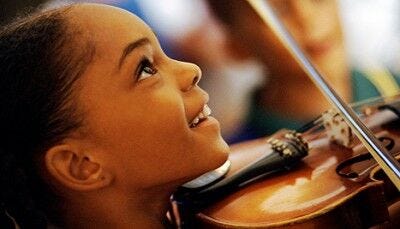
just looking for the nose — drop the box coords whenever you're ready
[175,61,202,92]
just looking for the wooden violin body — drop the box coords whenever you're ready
[196,98,400,228]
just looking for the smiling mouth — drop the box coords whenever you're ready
[189,105,212,128]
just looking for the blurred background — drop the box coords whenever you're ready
[2,0,400,142]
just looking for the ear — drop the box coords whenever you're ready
[44,145,113,191]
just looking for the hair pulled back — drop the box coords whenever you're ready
[0,6,94,228]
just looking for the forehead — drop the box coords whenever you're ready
[67,4,153,55]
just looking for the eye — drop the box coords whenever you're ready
[136,57,158,81]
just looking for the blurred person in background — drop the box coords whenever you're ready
[208,0,400,142]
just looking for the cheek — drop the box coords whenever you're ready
[111,99,189,151]
[90,100,195,186]
[83,85,190,155]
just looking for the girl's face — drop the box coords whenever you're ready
[68,5,229,191]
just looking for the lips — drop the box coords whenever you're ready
[189,104,211,128]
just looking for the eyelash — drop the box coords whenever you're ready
[136,57,158,81]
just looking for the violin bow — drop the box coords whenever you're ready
[245,0,400,190]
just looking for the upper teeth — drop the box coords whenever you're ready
[191,105,211,127]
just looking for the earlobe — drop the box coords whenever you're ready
[44,145,113,191]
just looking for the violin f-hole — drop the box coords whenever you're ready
[336,136,395,179]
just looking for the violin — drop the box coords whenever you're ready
[169,0,400,228]
[169,96,400,228]
[196,96,400,228]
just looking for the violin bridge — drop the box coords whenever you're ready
[322,109,353,148]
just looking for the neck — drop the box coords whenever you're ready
[62,186,174,229]
[261,78,330,120]
[262,50,350,120]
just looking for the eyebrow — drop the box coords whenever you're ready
[118,37,150,69]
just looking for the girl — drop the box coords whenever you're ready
[0,3,229,228]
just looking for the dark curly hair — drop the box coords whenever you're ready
[0,5,95,228]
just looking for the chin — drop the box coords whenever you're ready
[191,122,230,172]
[208,135,230,170]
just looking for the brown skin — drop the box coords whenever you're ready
[43,4,229,228]
[209,0,350,120]
[269,0,350,102]
[264,0,350,119]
